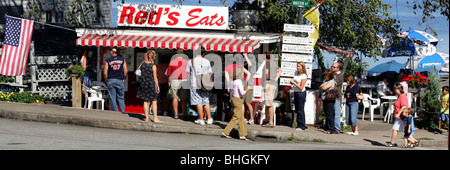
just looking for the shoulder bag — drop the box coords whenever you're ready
[325,87,340,101]
[192,58,214,91]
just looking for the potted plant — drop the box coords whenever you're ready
[231,0,261,32]
[407,72,429,93]
[65,64,85,108]
[65,64,86,78]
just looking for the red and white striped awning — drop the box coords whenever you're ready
[76,34,261,53]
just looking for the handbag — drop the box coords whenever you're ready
[191,58,214,91]
[135,62,143,77]
[356,93,364,100]
[325,87,340,101]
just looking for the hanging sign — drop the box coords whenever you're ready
[283,24,314,33]
[282,44,314,54]
[117,4,229,30]
[283,36,314,45]
[281,53,314,63]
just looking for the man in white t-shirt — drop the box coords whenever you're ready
[186,47,213,125]
[377,76,393,96]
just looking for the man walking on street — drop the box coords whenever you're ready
[103,47,128,112]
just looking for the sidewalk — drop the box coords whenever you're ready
[0,101,447,149]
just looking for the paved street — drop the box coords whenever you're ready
[0,118,410,150]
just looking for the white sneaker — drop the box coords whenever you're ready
[352,132,359,136]
[195,119,205,125]
[206,119,214,125]
[347,132,354,135]
[248,119,254,125]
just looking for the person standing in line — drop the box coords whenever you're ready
[167,48,189,119]
[386,84,409,147]
[186,47,213,125]
[103,47,128,112]
[331,60,349,133]
[344,75,360,136]
[156,56,170,116]
[262,51,282,128]
[290,62,308,131]
[242,53,254,125]
[319,70,336,134]
[222,67,250,141]
[136,50,162,123]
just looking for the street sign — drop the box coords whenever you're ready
[291,0,310,7]
[282,44,314,54]
[282,36,314,45]
[280,77,311,87]
[281,53,314,63]
[283,24,314,33]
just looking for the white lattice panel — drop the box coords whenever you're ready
[36,68,68,81]
[37,85,71,101]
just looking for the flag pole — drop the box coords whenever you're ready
[5,14,75,32]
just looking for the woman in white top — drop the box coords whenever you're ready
[290,62,308,131]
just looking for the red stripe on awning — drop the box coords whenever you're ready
[76,34,260,53]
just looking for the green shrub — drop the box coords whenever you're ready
[0,91,49,103]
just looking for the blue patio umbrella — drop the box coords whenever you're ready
[413,52,449,73]
[399,27,440,46]
[368,60,407,77]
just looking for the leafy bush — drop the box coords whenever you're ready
[0,91,49,103]
[0,75,15,83]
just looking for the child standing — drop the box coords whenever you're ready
[439,86,449,134]
[222,66,250,141]
[402,108,419,148]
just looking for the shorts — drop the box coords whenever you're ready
[190,89,210,105]
[169,79,189,99]
[404,132,411,138]
[264,84,277,106]
[244,89,253,103]
[392,119,405,132]
[439,113,449,122]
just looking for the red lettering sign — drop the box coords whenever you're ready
[117,4,229,30]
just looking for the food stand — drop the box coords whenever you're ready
[75,4,280,114]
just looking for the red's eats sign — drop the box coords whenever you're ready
[117,4,229,30]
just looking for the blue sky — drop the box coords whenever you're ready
[110,0,449,70]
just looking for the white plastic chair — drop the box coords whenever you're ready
[361,94,370,120]
[257,100,281,126]
[362,94,380,122]
[91,81,109,107]
[82,85,104,110]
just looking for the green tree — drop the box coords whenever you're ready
[407,0,449,36]
[25,0,103,28]
[259,0,299,33]
[418,72,442,131]
[319,0,400,60]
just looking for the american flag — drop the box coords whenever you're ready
[0,16,34,76]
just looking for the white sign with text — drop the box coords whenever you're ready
[117,4,229,30]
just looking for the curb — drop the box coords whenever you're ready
[0,108,302,141]
[0,108,447,148]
